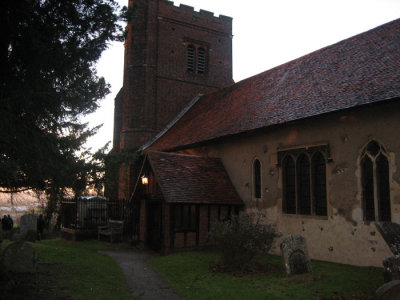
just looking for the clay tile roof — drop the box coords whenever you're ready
[146,19,400,152]
[147,151,243,205]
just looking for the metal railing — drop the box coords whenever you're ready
[60,197,137,238]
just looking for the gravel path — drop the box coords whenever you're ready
[99,250,183,300]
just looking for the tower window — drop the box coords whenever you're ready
[186,43,207,74]
[197,47,206,73]
[186,45,195,72]
[360,141,391,222]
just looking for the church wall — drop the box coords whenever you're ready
[183,101,400,266]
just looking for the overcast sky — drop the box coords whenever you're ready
[85,0,400,151]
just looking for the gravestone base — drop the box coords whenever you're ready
[1,241,37,273]
[375,280,400,300]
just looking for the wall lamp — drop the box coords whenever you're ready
[141,175,149,185]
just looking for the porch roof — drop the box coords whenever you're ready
[147,151,243,205]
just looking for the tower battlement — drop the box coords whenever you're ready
[159,0,232,34]
[163,1,232,24]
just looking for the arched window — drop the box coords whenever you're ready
[186,45,195,72]
[376,154,391,221]
[361,155,375,220]
[297,154,311,215]
[283,155,296,214]
[279,145,328,216]
[312,152,327,216]
[186,43,207,74]
[253,159,261,199]
[361,140,391,221]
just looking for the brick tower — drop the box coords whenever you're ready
[113,0,233,199]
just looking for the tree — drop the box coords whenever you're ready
[0,0,124,193]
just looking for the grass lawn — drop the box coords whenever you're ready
[148,251,383,300]
[0,238,132,300]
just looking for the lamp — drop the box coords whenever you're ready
[141,175,148,185]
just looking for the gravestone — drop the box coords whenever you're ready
[280,234,312,276]
[1,241,37,273]
[375,222,400,255]
[376,222,400,283]
[383,255,400,283]
[375,280,400,300]
[20,214,37,239]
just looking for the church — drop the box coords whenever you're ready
[112,0,400,267]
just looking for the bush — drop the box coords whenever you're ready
[209,213,278,270]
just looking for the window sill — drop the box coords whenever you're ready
[281,213,329,221]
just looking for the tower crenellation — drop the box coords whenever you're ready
[162,1,232,24]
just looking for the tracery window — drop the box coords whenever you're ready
[312,152,328,216]
[186,44,207,74]
[360,141,391,221]
[279,145,328,216]
[253,159,262,199]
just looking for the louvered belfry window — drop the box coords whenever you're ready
[197,47,206,73]
[361,140,391,221]
[186,45,195,72]
[186,44,207,74]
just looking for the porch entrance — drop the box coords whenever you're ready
[146,200,163,251]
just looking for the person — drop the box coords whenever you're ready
[2,215,9,231]
[2,215,11,239]
[7,214,13,230]
[37,214,46,241]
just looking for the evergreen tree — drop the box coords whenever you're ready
[0,0,124,193]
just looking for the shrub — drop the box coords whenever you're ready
[209,213,278,270]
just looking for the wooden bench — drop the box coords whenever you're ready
[97,219,124,243]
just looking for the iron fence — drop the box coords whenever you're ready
[60,197,137,238]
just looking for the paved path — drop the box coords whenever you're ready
[99,250,183,300]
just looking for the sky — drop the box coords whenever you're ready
[85,0,400,152]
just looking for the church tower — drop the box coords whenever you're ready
[114,0,233,199]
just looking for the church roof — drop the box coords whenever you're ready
[147,151,243,205]
[146,19,400,152]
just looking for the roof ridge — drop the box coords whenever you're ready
[141,94,203,151]
[147,150,218,160]
[234,18,400,87]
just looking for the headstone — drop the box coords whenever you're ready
[280,234,312,276]
[0,241,37,273]
[375,280,400,300]
[20,214,37,238]
[383,255,400,283]
[375,222,400,255]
